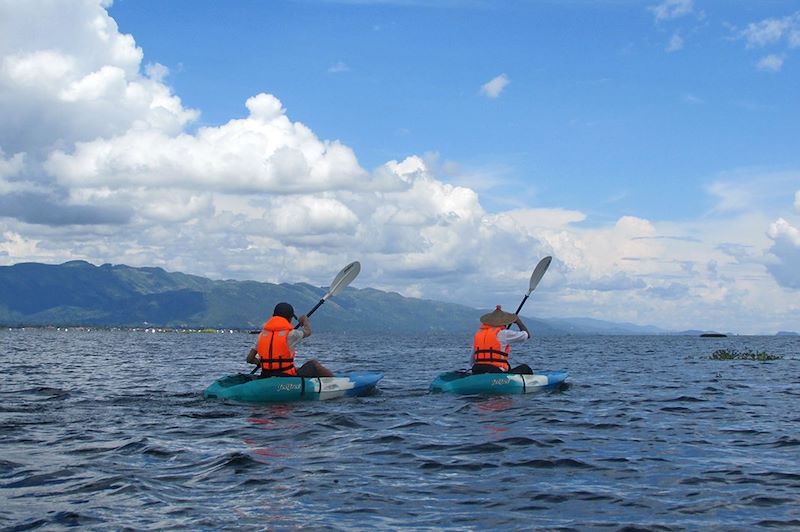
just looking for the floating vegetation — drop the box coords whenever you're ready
[709,349,783,361]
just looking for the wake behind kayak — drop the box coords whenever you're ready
[429,370,568,395]
[204,372,383,403]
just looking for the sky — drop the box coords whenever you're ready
[0,0,798,334]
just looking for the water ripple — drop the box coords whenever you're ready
[1,330,799,529]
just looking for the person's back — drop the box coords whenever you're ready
[246,302,334,378]
[471,305,533,375]
[256,311,300,376]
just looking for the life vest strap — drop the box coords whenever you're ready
[473,349,510,368]
[473,348,509,359]
[260,357,294,370]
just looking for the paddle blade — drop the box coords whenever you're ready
[527,256,552,294]
[325,261,361,298]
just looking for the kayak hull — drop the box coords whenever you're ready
[204,372,383,403]
[429,370,568,395]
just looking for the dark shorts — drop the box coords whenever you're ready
[260,361,331,378]
[471,363,507,374]
[471,363,533,375]
[259,369,296,378]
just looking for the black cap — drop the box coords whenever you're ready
[273,302,294,320]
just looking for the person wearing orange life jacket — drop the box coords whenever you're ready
[472,305,533,375]
[246,302,334,378]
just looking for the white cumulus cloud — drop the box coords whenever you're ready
[650,0,693,22]
[666,32,684,52]
[682,93,704,105]
[739,11,800,49]
[0,150,25,180]
[767,217,800,289]
[44,93,371,196]
[769,218,800,246]
[756,54,785,72]
[328,61,350,73]
[480,73,510,99]
[0,0,196,161]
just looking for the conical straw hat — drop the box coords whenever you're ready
[480,305,517,326]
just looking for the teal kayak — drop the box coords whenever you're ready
[204,372,383,403]
[429,370,568,395]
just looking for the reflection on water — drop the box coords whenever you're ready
[1,329,798,529]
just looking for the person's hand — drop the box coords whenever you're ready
[298,314,309,326]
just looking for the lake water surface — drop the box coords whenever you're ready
[1,330,799,530]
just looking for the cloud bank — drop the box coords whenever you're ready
[0,0,798,333]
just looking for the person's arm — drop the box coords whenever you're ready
[297,314,312,338]
[246,347,258,364]
[515,317,530,339]
[497,318,531,346]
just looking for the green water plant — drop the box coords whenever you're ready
[709,349,783,361]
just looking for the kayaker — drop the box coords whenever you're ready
[246,302,334,378]
[472,305,533,375]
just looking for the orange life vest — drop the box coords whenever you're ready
[256,316,297,376]
[473,324,511,371]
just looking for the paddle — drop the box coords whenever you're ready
[297,261,361,327]
[507,256,552,329]
[250,261,361,374]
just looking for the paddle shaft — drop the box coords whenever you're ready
[506,292,531,329]
[296,298,325,329]
[512,294,529,317]
[505,295,529,330]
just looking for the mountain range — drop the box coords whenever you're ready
[0,260,774,335]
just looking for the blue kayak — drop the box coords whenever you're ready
[204,372,383,403]
[429,370,568,395]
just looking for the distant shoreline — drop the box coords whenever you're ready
[2,324,795,337]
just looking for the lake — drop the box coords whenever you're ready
[1,329,798,529]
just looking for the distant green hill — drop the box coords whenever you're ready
[0,260,566,334]
[0,261,688,335]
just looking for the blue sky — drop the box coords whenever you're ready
[108,0,799,221]
[1,0,799,333]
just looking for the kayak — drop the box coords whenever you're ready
[429,370,568,395]
[204,372,383,403]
